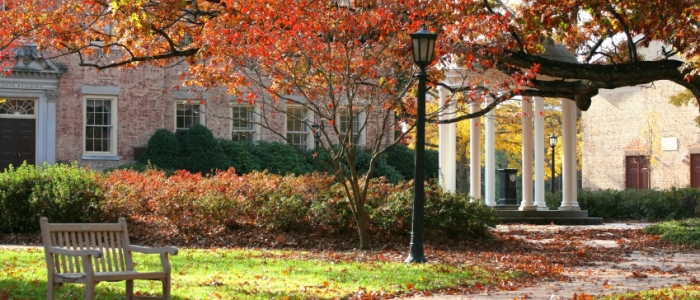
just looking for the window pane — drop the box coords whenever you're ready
[85,99,113,153]
[286,107,307,132]
[176,102,202,130]
[287,133,308,150]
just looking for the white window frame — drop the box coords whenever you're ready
[338,107,366,146]
[286,106,313,150]
[83,96,118,158]
[174,100,205,131]
[231,104,258,142]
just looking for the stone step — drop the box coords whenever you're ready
[498,216,603,225]
[497,210,593,218]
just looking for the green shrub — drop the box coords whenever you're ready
[176,125,231,174]
[252,141,314,175]
[382,145,439,181]
[426,191,499,238]
[0,163,104,233]
[218,139,261,174]
[367,181,498,238]
[139,129,180,170]
[383,144,415,180]
[259,194,308,231]
[316,146,403,183]
[546,188,700,221]
[425,149,439,180]
[353,147,403,183]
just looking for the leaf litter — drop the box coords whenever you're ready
[2,223,698,299]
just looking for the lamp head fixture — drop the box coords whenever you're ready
[410,25,438,68]
[549,133,558,148]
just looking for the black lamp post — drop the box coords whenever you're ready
[312,123,322,149]
[549,133,557,192]
[406,25,437,264]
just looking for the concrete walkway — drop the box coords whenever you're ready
[410,223,700,300]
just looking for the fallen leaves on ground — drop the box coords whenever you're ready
[1,223,697,299]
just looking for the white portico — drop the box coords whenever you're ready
[436,43,585,217]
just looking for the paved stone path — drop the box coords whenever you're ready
[410,223,700,300]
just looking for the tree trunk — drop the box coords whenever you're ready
[355,203,371,250]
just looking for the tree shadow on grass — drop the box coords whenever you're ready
[0,278,188,300]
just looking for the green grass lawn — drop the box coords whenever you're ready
[597,285,700,300]
[644,218,700,248]
[0,247,504,299]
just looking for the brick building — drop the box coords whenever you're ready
[581,43,700,190]
[1,47,389,171]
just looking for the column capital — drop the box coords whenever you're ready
[45,90,59,103]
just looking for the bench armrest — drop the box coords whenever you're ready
[46,246,103,259]
[127,245,178,256]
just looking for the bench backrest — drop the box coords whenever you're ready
[39,217,135,274]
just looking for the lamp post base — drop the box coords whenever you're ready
[404,244,427,263]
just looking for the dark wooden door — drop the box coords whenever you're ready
[691,154,700,188]
[625,156,649,189]
[0,118,36,171]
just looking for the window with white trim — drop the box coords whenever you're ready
[286,106,311,150]
[339,108,364,145]
[175,100,205,131]
[84,97,118,156]
[231,105,256,142]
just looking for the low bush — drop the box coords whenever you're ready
[545,188,700,221]
[368,181,498,238]
[139,128,180,170]
[0,163,103,233]
[176,125,231,174]
[2,162,497,242]
[218,139,261,174]
[252,141,315,175]
[383,144,415,180]
[382,144,439,182]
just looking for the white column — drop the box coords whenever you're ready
[520,97,536,210]
[560,99,580,210]
[534,97,548,210]
[437,86,456,192]
[46,90,58,164]
[470,101,481,201]
[484,97,496,206]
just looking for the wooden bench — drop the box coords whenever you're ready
[39,217,178,300]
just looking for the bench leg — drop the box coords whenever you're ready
[85,282,96,300]
[46,277,55,300]
[125,280,134,300]
[162,277,171,299]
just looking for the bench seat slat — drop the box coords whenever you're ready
[44,224,124,232]
[56,271,168,283]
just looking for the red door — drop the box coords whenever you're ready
[691,154,700,188]
[625,156,649,189]
[0,118,36,171]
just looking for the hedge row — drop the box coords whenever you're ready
[0,163,103,232]
[1,163,497,239]
[545,188,700,221]
[136,125,439,183]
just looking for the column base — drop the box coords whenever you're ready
[558,205,580,211]
[519,205,537,211]
[536,206,550,211]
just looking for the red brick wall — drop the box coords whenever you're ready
[53,54,395,170]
